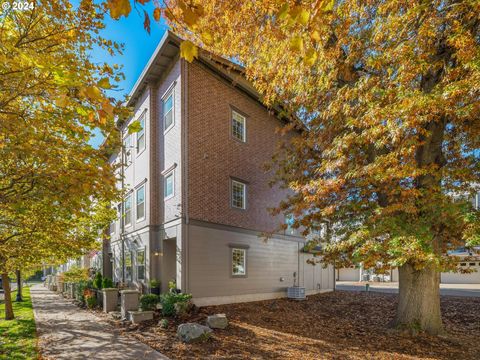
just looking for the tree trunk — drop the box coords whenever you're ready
[1,272,14,320]
[393,263,443,335]
[16,269,23,302]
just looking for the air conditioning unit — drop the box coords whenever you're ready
[287,286,306,300]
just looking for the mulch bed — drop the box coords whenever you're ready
[117,291,480,359]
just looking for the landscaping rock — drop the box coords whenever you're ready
[177,323,212,343]
[206,313,228,329]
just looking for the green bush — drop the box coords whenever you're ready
[140,294,160,311]
[102,277,113,288]
[93,272,103,289]
[85,295,97,309]
[160,292,192,317]
[149,278,160,288]
[159,318,169,329]
[76,280,93,303]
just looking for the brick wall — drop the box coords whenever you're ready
[187,61,291,233]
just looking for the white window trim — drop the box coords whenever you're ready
[135,184,146,222]
[231,109,247,142]
[163,90,175,134]
[231,248,247,277]
[124,193,133,228]
[231,179,247,210]
[164,170,175,200]
[136,111,147,156]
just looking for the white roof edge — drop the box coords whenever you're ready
[126,30,180,107]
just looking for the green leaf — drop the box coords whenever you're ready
[290,36,304,52]
[322,0,335,12]
[278,3,290,20]
[98,78,112,89]
[128,120,143,134]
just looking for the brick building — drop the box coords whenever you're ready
[106,31,334,305]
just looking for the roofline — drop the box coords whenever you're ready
[126,31,182,107]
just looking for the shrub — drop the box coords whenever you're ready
[159,318,169,329]
[102,277,113,288]
[149,279,160,288]
[76,280,93,304]
[160,292,192,317]
[93,272,103,289]
[85,294,97,309]
[140,294,160,311]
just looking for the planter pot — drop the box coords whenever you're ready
[102,288,119,313]
[95,289,104,307]
[150,287,160,295]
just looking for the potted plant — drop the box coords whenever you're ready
[149,279,160,295]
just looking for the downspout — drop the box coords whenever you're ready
[120,126,126,285]
[182,59,190,293]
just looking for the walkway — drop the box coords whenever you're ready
[30,283,168,360]
[336,281,480,297]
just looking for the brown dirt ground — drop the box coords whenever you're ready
[119,291,480,359]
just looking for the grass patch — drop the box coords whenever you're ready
[0,286,38,360]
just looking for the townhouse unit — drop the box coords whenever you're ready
[106,31,334,306]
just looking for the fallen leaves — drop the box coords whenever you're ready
[123,291,480,359]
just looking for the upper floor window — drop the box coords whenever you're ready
[232,248,247,276]
[136,114,146,154]
[136,184,145,221]
[124,135,132,166]
[124,194,132,227]
[232,110,246,142]
[231,179,246,209]
[164,170,174,199]
[163,92,174,132]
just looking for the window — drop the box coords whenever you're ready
[124,194,132,227]
[285,214,295,235]
[136,114,145,154]
[110,220,116,235]
[232,248,246,276]
[163,92,174,132]
[232,110,246,142]
[164,171,174,199]
[124,135,132,165]
[125,250,132,281]
[136,249,145,281]
[231,180,246,209]
[136,185,145,221]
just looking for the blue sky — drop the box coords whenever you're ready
[88,2,168,147]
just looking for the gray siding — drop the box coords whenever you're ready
[157,59,182,224]
[186,224,334,302]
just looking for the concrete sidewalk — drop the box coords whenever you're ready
[30,283,168,360]
[336,281,480,297]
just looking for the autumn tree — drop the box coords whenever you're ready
[0,0,126,319]
[113,0,480,334]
